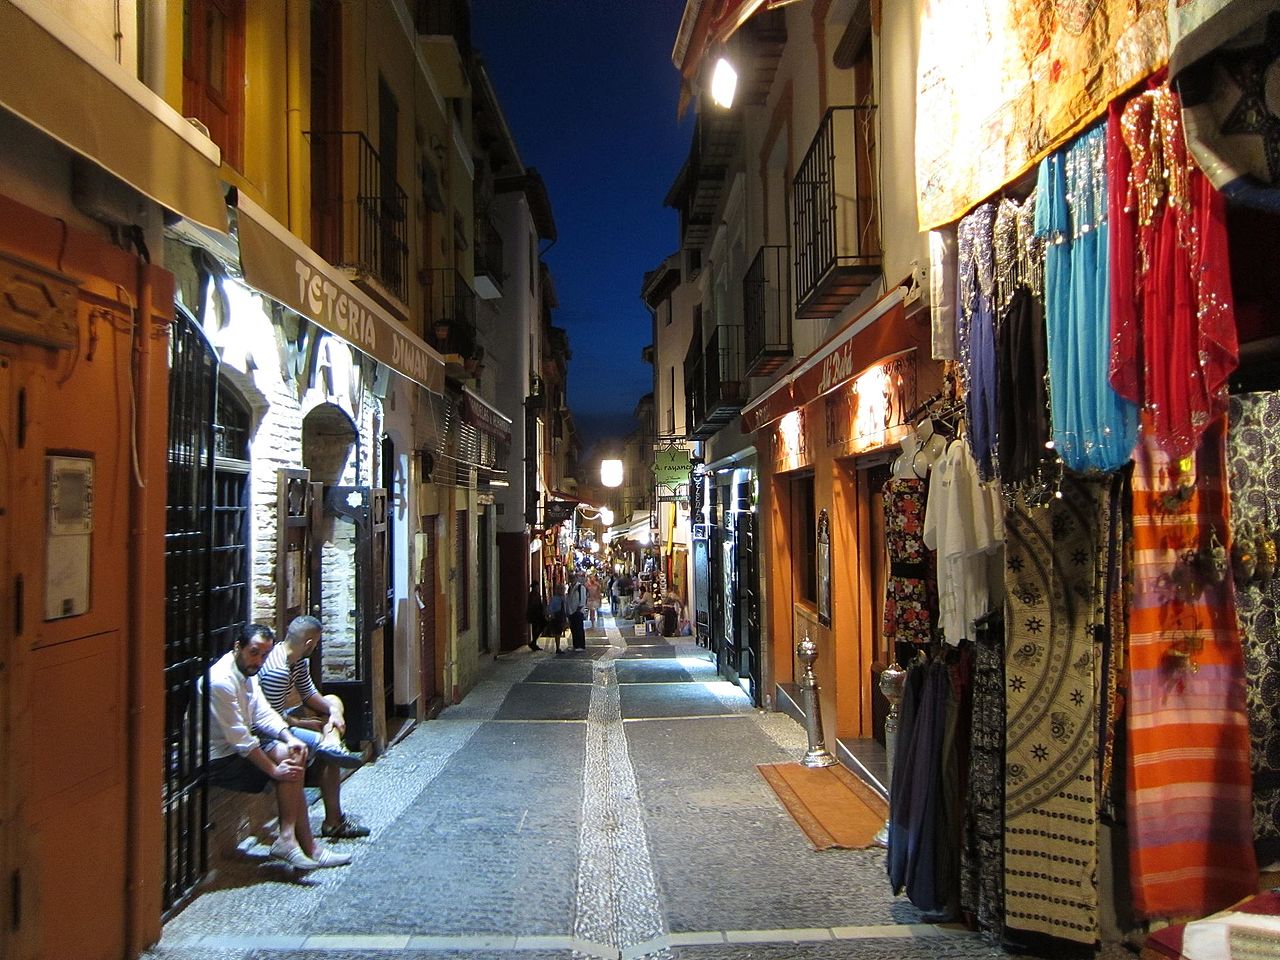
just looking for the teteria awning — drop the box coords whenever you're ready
[235,193,445,394]
[0,0,229,233]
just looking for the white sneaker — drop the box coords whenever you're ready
[309,844,352,868]
[269,841,319,871]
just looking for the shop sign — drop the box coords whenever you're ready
[463,388,513,445]
[236,194,445,394]
[826,348,917,455]
[772,408,809,471]
[652,447,691,488]
[544,499,576,527]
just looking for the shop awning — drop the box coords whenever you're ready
[608,513,656,543]
[0,1,229,233]
[462,386,513,446]
[235,193,445,394]
[741,285,906,432]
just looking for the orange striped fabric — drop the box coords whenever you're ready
[1127,418,1258,918]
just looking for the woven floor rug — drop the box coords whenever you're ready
[757,762,888,850]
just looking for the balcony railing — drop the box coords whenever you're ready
[687,324,745,440]
[308,130,409,304]
[792,106,881,320]
[743,244,791,376]
[426,268,477,359]
[473,216,503,298]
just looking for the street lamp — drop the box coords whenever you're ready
[601,459,624,488]
[711,57,738,109]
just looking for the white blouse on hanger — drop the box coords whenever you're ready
[923,438,1004,645]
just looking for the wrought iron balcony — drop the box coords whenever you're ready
[473,216,503,299]
[792,106,881,320]
[307,130,409,305]
[686,324,745,440]
[426,268,477,360]
[744,244,791,376]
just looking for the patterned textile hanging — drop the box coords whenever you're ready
[1002,478,1109,946]
[1227,392,1280,865]
[1098,469,1132,823]
[1127,418,1258,918]
[961,612,1006,941]
[958,203,1000,481]
[1109,84,1239,459]
[1035,125,1139,473]
[882,477,939,659]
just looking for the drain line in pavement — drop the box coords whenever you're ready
[571,624,671,960]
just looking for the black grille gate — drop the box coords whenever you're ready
[162,304,219,915]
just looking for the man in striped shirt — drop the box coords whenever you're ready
[258,615,370,840]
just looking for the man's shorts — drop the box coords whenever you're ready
[207,752,271,794]
[207,735,316,793]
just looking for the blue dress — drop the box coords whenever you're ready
[958,203,999,481]
[1034,125,1137,472]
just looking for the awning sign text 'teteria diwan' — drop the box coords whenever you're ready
[237,193,445,394]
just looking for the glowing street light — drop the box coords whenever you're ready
[711,57,738,109]
[601,459,624,488]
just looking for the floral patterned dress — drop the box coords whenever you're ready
[883,477,938,655]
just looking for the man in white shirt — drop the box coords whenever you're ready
[257,615,368,840]
[205,623,350,870]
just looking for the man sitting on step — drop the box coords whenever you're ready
[205,623,351,871]
[257,615,370,840]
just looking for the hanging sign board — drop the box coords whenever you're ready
[544,500,576,527]
[652,448,692,488]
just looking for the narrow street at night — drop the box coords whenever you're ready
[5,2,1280,958]
[147,612,1045,960]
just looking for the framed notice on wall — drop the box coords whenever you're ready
[817,509,831,627]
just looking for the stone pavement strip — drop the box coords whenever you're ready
[147,615,1131,960]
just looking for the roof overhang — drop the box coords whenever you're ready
[0,0,228,233]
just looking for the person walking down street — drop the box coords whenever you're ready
[567,574,588,650]
[608,573,619,614]
[525,582,546,651]
[547,583,567,654]
[586,574,603,628]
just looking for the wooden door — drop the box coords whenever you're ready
[276,469,315,639]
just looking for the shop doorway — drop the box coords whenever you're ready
[381,435,396,722]
[478,507,491,653]
[417,519,440,713]
[300,404,387,746]
[708,472,761,703]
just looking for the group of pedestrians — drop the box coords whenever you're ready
[525,570,614,653]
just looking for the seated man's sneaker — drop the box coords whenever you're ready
[316,742,364,769]
[320,814,371,839]
[309,844,352,868]
[269,841,320,871]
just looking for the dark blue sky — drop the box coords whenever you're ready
[471,0,693,455]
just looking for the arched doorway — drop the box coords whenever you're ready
[299,402,387,746]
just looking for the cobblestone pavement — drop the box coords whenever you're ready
[148,614,1136,960]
